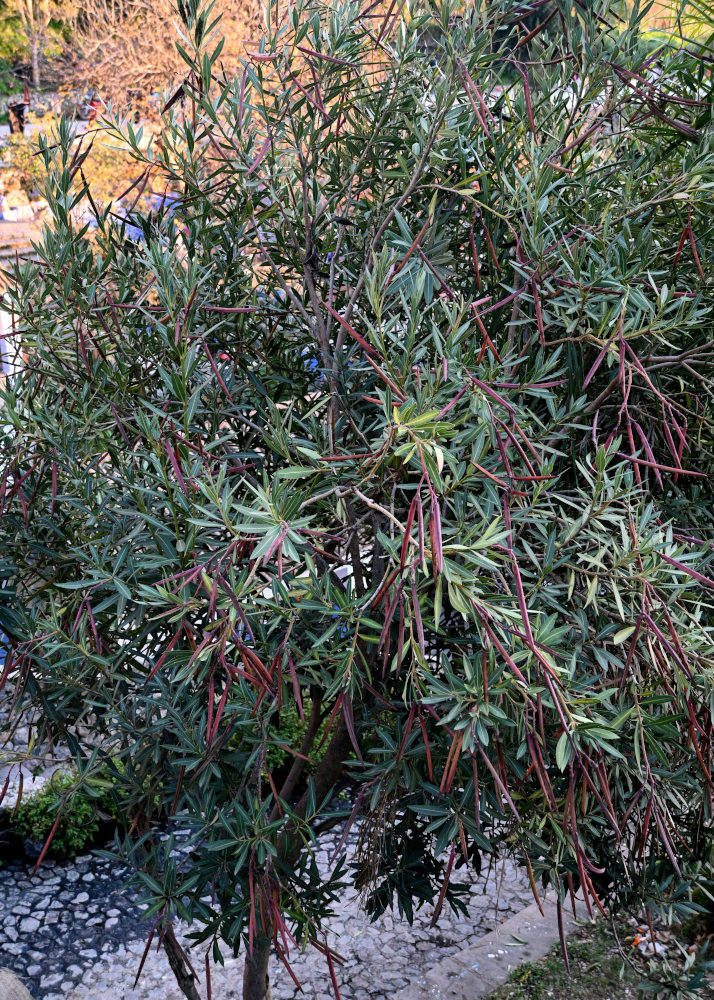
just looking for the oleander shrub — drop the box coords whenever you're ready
[1,0,714,998]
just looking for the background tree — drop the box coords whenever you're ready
[6,0,74,86]
[1,1,714,999]
[0,2,32,73]
[60,0,258,113]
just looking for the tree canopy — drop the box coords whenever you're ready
[1,0,714,997]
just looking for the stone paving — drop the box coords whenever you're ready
[1,692,532,999]
[0,830,532,1000]
[0,852,144,998]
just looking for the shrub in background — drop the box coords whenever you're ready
[1,0,714,998]
[11,772,100,857]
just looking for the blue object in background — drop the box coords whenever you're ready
[121,191,182,244]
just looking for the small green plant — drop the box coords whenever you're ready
[266,700,328,774]
[508,961,547,996]
[12,771,100,857]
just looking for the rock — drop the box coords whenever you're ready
[18,918,39,934]
[1,943,24,956]
[0,969,34,1000]
[39,972,64,988]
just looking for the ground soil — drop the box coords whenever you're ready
[485,916,714,1000]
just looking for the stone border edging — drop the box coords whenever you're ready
[393,896,591,1000]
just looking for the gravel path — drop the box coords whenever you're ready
[1,852,146,998]
[1,691,532,999]
[1,832,531,1000]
